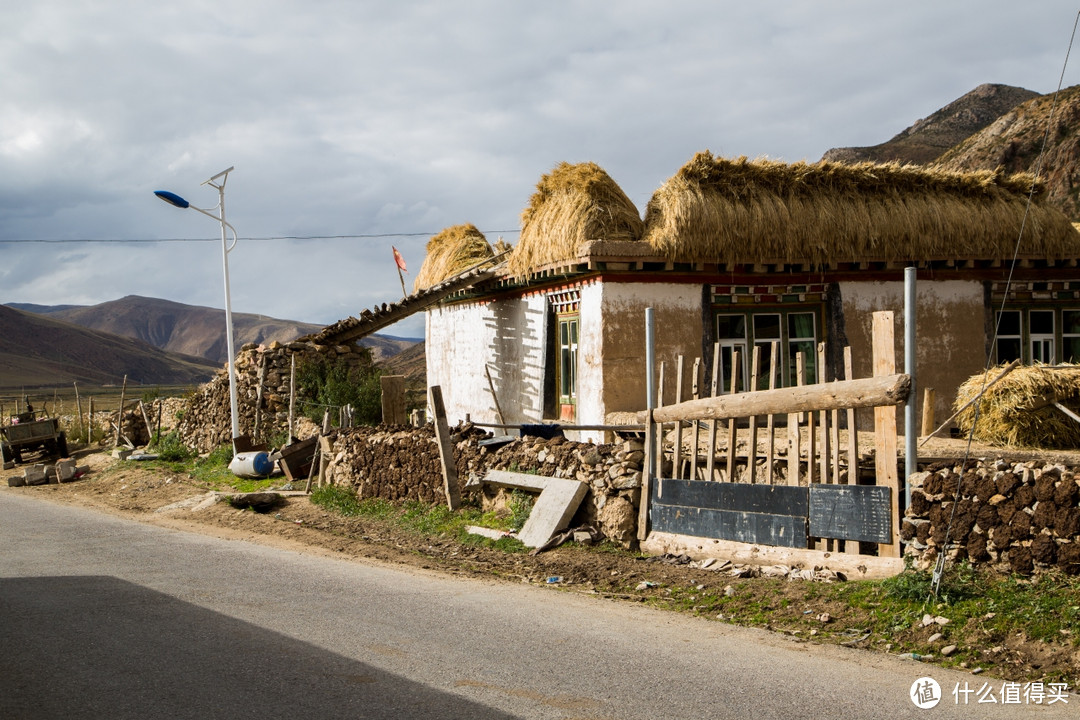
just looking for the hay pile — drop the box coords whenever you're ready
[507,162,643,277]
[641,151,1080,264]
[954,364,1080,448]
[413,224,494,292]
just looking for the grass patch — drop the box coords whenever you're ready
[310,485,528,553]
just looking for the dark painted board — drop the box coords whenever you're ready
[809,485,892,544]
[654,478,808,517]
[651,504,809,548]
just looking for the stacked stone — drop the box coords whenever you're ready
[173,340,372,453]
[903,459,1080,575]
[319,424,645,547]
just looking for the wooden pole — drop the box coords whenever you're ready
[706,342,720,483]
[429,385,461,510]
[765,341,777,484]
[288,353,296,445]
[872,311,901,558]
[787,352,802,487]
[817,342,829,486]
[844,347,858,483]
[920,387,936,438]
[673,355,684,479]
[484,364,506,427]
[725,350,740,483]
[638,409,655,541]
[113,375,127,447]
[138,401,153,445]
[73,382,84,440]
[87,397,94,443]
[690,356,701,480]
[747,345,760,484]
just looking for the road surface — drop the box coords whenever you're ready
[0,491,1071,719]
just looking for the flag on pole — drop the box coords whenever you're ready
[392,246,407,273]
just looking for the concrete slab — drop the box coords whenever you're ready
[478,470,588,548]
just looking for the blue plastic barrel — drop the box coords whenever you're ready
[229,451,274,478]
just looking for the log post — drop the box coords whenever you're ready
[113,375,127,447]
[74,382,84,440]
[638,409,655,541]
[920,387,936,437]
[673,355,684,480]
[706,342,720,482]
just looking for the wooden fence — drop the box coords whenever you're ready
[639,312,909,577]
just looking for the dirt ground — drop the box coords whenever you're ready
[4,439,1079,689]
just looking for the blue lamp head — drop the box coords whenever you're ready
[154,190,190,209]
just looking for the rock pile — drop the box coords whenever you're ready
[321,423,645,546]
[174,340,373,453]
[903,459,1080,575]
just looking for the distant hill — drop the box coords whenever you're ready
[822,83,1041,165]
[11,296,419,364]
[822,82,1080,223]
[0,304,218,389]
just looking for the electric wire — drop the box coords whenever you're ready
[929,8,1080,598]
[0,230,520,245]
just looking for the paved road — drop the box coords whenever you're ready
[0,491,1071,719]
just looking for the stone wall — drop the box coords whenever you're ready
[903,459,1080,575]
[322,423,644,546]
[175,339,371,453]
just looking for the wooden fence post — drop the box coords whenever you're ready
[429,385,461,510]
[381,375,407,426]
[872,311,901,558]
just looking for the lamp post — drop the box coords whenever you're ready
[155,167,240,450]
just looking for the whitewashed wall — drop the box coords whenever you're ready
[426,295,549,426]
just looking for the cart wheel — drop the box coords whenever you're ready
[1,442,11,463]
[57,431,69,459]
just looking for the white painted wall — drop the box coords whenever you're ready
[426,296,549,426]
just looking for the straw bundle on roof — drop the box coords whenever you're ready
[641,151,1080,264]
[413,224,494,292]
[507,162,643,277]
[954,364,1080,448]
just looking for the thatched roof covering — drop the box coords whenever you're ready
[955,364,1080,448]
[641,151,1080,264]
[413,224,494,292]
[507,162,643,277]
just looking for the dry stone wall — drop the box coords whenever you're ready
[903,459,1080,575]
[175,340,371,453]
[323,423,644,546]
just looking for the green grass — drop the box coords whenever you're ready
[309,485,529,553]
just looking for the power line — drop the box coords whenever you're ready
[0,230,520,245]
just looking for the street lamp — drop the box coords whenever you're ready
[155,167,240,450]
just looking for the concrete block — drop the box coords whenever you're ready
[23,465,47,486]
[56,459,77,483]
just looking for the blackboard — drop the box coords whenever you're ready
[650,504,809,548]
[809,485,891,544]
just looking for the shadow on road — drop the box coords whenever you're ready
[0,575,520,720]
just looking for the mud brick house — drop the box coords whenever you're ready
[419,152,1080,439]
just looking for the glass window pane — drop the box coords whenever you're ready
[1030,310,1054,335]
[997,338,1022,364]
[1064,310,1080,335]
[997,310,1021,336]
[788,312,816,340]
[1065,338,1080,364]
[717,314,746,339]
[753,314,781,340]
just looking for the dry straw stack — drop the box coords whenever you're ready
[413,224,494,292]
[954,364,1080,448]
[507,161,643,277]
[641,151,1079,265]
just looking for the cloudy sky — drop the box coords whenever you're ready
[2,1,1078,339]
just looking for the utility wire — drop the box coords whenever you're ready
[930,8,1080,599]
[0,230,520,245]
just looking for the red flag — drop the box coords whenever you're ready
[392,246,407,273]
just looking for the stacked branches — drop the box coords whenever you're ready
[955,364,1080,448]
[413,224,494,292]
[641,151,1080,265]
[508,162,643,277]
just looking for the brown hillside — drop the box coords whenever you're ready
[935,84,1080,222]
[0,305,217,389]
[822,83,1040,165]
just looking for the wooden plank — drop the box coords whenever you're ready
[690,356,701,480]
[805,354,815,487]
[650,504,807,548]
[641,531,905,579]
[706,343,720,483]
[429,385,461,510]
[872,311,900,557]
[787,351,802,487]
[673,355,684,480]
[380,375,407,425]
[725,350,740,483]
[843,347,858,483]
[747,345,760,484]
[638,409,655,541]
[765,342,777,484]
[653,477,808,517]
[484,364,506,426]
[817,342,829,486]
[809,485,892,544]
[920,386,936,437]
[113,374,127,447]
